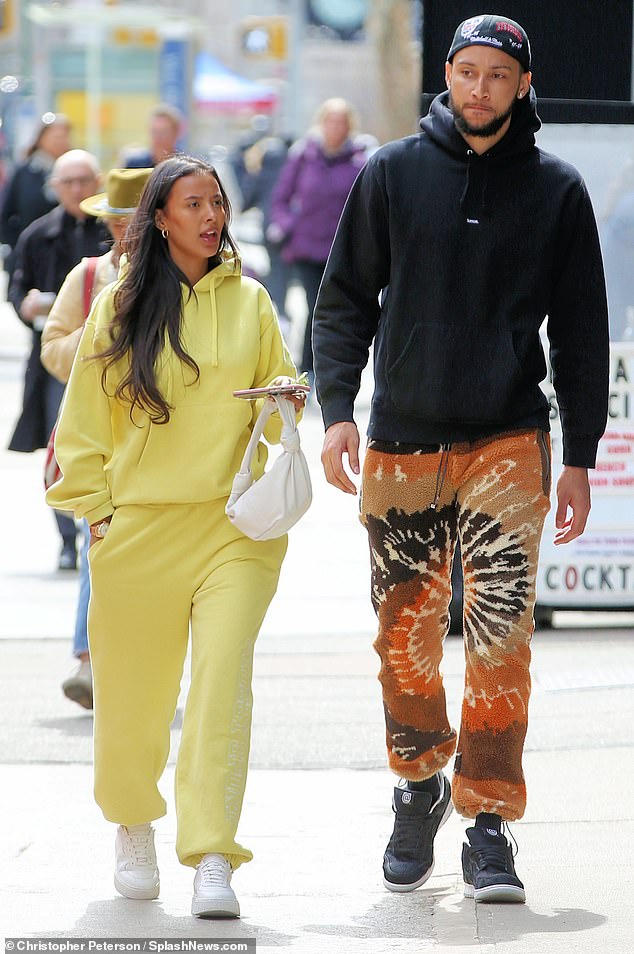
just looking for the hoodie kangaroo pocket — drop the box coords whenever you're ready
[387,322,525,422]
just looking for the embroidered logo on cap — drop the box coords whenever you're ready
[496,21,524,45]
[461,15,485,39]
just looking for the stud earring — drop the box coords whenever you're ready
[161,228,169,239]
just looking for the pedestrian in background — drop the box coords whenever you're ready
[230,116,292,334]
[0,113,72,279]
[41,167,153,710]
[314,14,609,904]
[120,102,183,169]
[269,98,373,377]
[8,149,108,571]
[46,155,304,918]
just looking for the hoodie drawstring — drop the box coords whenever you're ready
[460,153,472,210]
[191,253,240,369]
[461,151,491,219]
[208,285,219,367]
[480,154,491,216]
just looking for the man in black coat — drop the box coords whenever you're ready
[8,149,109,570]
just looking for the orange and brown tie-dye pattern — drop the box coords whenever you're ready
[360,429,551,821]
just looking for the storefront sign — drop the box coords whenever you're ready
[536,342,634,608]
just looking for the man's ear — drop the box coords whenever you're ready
[445,61,452,89]
[518,70,532,100]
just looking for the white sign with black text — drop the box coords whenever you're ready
[536,342,634,607]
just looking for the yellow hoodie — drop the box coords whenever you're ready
[46,256,298,525]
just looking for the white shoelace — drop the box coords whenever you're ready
[198,855,231,887]
[124,825,156,867]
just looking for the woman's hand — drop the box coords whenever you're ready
[89,517,112,547]
[267,375,307,412]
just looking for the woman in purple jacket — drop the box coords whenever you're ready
[269,99,373,376]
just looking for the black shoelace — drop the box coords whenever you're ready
[391,811,435,857]
[471,822,519,873]
[470,842,512,873]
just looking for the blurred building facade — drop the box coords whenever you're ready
[0,0,421,168]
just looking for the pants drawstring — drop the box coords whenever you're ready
[430,443,452,510]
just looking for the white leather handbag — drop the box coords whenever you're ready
[225,396,312,540]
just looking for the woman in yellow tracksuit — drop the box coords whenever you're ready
[46,155,303,919]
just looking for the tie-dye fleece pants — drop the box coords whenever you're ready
[360,429,551,821]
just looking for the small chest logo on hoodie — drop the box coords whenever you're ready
[467,218,480,225]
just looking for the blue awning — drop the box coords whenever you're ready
[193,53,278,112]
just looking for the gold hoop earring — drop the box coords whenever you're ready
[161,228,169,239]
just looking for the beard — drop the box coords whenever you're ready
[449,94,516,138]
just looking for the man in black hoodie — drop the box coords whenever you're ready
[313,14,609,904]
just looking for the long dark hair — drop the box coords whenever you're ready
[96,155,238,423]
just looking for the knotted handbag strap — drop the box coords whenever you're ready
[227,397,299,506]
[235,400,277,479]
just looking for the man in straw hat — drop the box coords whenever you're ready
[41,167,152,709]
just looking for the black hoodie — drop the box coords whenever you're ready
[312,89,609,468]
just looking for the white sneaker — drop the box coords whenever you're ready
[114,824,160,900]
[61,659,93,710]
[191,853,240,918]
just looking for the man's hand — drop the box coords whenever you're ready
[20,289,43,325]
[554,466,591,545]
[321,421,360,495]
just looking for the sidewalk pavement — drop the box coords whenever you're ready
[1,281,634,952]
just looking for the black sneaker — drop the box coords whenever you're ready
[462,825,526,903]
[382,773,453,892]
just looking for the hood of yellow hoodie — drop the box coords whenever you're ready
[116,251,241,289]
[113,254,243,407]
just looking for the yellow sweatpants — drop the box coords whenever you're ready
[87,500,287,870]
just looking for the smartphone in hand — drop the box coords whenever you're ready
[233,384,311,399]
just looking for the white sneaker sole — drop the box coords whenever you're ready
[114,873,160,901]
[191,896,240,919]
[383,795,454,893]
[383,867,435,893]
[464,881,526,903]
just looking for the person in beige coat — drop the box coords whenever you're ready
[41,167,152,709]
